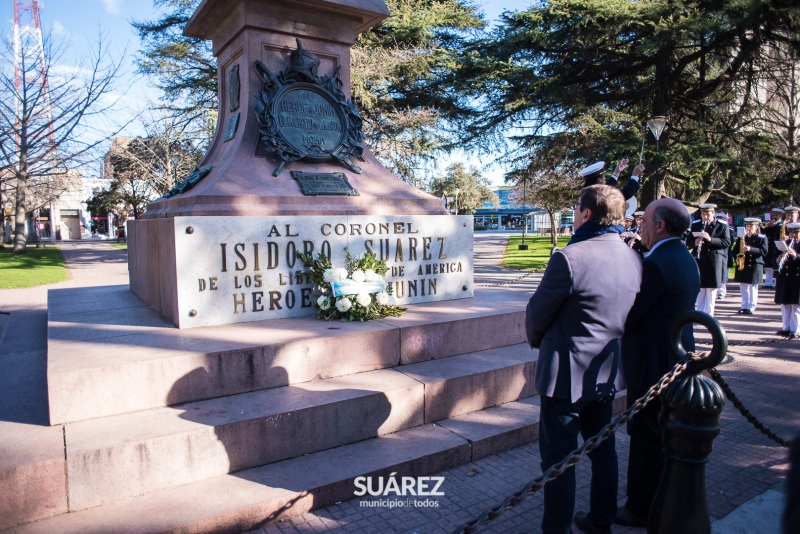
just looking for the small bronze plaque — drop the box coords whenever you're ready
[275,85,346,159]
[223,112,240,142]
[291,171,359,196]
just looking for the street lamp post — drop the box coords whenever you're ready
[454,188,460,215]
[519,177,528,250]
[646,116,668,200]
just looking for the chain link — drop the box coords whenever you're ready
[453,358,692,534]
[697,337,787,347]
[476,269,541,288]
[708,368,791,447]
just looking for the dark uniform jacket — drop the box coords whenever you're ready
[775,240,800,305]
[764,221,784,269]
[732,233,768,285]
[606,176,640,201]
[622,238,700,390]
[684,219,732,289]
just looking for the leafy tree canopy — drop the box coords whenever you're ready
[451,0,800,207]
[429,161,497,214]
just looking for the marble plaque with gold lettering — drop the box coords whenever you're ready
[171,215,474,327]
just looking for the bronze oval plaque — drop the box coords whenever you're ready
[273,83,347,162]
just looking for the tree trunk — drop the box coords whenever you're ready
[13,177,28,253]
[548,210,558,246]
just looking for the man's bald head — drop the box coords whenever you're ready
[639,198,691,249]
[649,198,691,237]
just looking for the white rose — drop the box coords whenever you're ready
[375,291,389,305]
[316,296,330,310]
[335,268,349,282]
[351,269,366,283]
[323,269,337,284]
[364,269,380,282]
[335,298,352,312]
[356,292,372,307]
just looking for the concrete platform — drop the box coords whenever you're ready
[47,284,530,424]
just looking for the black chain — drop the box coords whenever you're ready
[453,358,691,534]
[697,337,787,347]
[708,368,791,447]
[477,269,540,288]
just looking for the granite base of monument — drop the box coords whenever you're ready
[128,215,473,328]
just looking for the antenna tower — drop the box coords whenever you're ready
[13,0,55,146]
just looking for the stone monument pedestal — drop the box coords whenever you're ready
[128,0,472,328]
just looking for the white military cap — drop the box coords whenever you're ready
[772,207,786,213]
[744,217,761,224]
[787,223,800,230]
[633,211,644,217]
[699,203,717,211]
[578,161,605,176]
[716,213,727,219]
[785,205,800,212]
[625,215,633,221]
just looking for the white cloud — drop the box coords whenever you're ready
[100,0,121,14]
[51,21,68,35]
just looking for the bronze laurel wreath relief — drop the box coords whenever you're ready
[254,38,364,177]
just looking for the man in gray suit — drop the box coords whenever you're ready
[526,185,643,534]
[616,197,700,527]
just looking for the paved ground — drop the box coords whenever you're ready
[0,234,796,533]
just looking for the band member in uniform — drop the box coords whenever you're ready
[732,218,768,314]
[578,160,644,200]
[716,212,733,298]
[775,222,800,338]
[624,215,634,231]
[685,203,731,316]
[764,207,785,289]
[623,211,648,257]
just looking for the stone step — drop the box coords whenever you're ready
[9,400,545,534]
[60,346,537,512]
[47,285,529,424]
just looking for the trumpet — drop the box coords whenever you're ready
[778,238,795,273]
[695,221,707,259]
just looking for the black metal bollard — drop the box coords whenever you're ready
[648,311,727,534]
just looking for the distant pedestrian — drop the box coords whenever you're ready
[764,207,785,289]
[526,184,642,534]
[618,197,700,527]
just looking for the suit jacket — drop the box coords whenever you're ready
[685,219,731,288]
[526,233,643,403]
[622,238,701,390]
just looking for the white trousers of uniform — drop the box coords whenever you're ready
[781,304,800,334]
[696,288,718,316]
[739,283,758,311]
[765,268,775,287]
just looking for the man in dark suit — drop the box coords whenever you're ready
[526,185,643,534]
[684,203,731,316]
[616,197,700,527]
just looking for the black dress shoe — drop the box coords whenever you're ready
[789,333,798,339]
[737,309,745,314]
[574,511,611,534]
[778,329,790,337]
[614,505,647,527]
[743,309,753,315]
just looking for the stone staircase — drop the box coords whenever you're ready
[2,279,615,533]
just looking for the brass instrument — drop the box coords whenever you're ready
[780,221,786,243]
[628,226,640,248]
[736,236,746,271]
[695,221,707,259]
[778,238,795,273]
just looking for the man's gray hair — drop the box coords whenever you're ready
[652,203,690,236]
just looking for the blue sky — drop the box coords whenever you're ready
[3,0,533,182]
